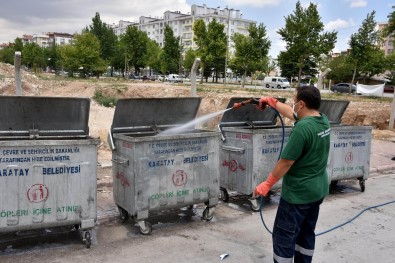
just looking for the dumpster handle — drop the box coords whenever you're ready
[108,130,116,151]
[217,124,226,142]
[221,145,245,154]
[112,156,129,166]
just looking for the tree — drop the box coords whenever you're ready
[14,38,23,53]
[231,23,271,87]
[193,19,208,83]
[0,44,15,64]
[161,25,181,75]
[384,6,395,37]
[183,48,197,77]
[349,11,383,93]
[58,32,106,77]
[277,1,337,85]
[205,19,226,82]
[327,55,355,82]
[87,12,118,77]
[145,39,162,75]
[43,40,59,73]
[262,56,277,76]
[120,26,149,75]
[22,43,46,73]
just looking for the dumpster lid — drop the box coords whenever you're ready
[0,96,90,139]
[220,97,286,128]
[111,98,201,134]
[319,100,349,125]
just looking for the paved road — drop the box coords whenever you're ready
[1,171,394,263]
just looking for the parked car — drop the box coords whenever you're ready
[141,75,150,81]
[384,86,394,93]
[129,74,140,80]
[330,83,357,94]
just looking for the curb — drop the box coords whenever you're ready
[369,164,395,174]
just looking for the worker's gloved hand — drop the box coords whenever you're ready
[254,173,280,196]
[258,97,278,110]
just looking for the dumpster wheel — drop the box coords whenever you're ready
[220,188,229,202]
[138,221,152,235]
[202,207,214,221]
[118,206,129,223]
[358,177,365,192]
[84,231,92,248]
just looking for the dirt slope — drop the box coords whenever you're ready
[1,62,394,163]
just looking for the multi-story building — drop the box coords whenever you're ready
[0,43,12,50]
[32,34,50,48]
[45,32,73,46]
[112,4,256,54]
[110,20,137,36]
[21,34,33,45]
[378,22,394,55]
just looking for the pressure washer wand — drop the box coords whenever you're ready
[232,98,261,109]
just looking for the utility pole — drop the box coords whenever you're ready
[390,89,395,130]
[224,8,233,87]
[191,58,201,97]
[15,51,22,96]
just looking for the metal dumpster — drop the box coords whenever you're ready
[320,100,372,192]
[219,97,291,211]
[0,96,99,248]
[108,98,220,235]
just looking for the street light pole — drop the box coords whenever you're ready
[224,8,232,87]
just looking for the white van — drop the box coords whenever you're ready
[166,74,183,83]
[263,77,290,89]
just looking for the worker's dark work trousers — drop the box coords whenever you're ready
[272,197,323,263]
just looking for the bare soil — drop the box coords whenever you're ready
[1,62,394,164]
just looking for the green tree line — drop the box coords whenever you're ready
[1,2,395,86]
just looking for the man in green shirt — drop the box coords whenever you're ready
[255,85,330,263]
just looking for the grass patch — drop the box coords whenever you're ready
[93,88,118,107]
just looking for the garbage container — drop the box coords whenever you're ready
[108,98,220,235]
[219,97,290,211]
[0,96,99,248]
[319,100,372,192]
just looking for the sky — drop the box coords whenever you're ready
[0,0,393,57]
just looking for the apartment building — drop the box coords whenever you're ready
[46,32,73,46]
[17,32,73,48]
[112,4,255,54]
[378,22,394,55]
[111,20,138,36]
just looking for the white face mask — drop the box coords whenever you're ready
[292,101,301,120]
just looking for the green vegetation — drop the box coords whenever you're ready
[93,88,118,107]
[277,1,337,85]
[0,6,394,88]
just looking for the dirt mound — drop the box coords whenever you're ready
[1,62,394,164]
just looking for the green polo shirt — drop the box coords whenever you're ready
[280,113,331,204]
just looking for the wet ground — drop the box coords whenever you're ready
[1,171,394,262]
